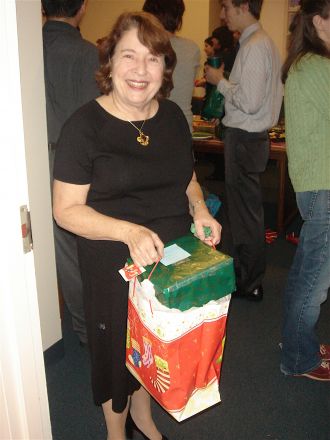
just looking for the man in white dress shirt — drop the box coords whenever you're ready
[205,0,283,301]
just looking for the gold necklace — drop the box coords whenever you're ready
[127,119,150,146]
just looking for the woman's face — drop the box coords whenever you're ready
[204,42,214,57]
[315,13,330,49]
[111,27,165,110]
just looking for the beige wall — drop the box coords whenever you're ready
[209,0,222,37]
[81,0,288,62]
[81,0,211,61]
[81,0,143,42]
[260,0,288,61]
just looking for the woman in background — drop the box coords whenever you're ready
[143,0,200,132]
[194,37,216,87]
[204,36,216,58]
[53,11,221,440]
[280,0,330,381]
[211,25,237,73]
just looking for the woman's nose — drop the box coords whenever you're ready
[135,58,147,74]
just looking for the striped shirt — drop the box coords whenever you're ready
[218,22,283,133]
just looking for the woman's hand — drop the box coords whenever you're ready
[194,78,206,87]
[193,202,222,247]
[186,172,222,246]
[124,225,164,267]
[204,63,225,86]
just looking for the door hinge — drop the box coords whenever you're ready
[20,205,33,253]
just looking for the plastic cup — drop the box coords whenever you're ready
[207,56,222,68]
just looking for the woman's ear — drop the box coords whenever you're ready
[312,14,328,43]
[313,15,325,39]
[312,14,323,33]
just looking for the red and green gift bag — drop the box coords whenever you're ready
[126,235,235,421]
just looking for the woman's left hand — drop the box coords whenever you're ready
[193,204,222,246]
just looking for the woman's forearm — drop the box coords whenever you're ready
[53,203,137,243]
[186,173,209,217]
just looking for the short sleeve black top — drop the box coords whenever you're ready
[54,99,194,227]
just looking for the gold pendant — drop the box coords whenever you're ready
[137,132,149,146]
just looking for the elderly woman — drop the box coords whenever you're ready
[53,11,221,440]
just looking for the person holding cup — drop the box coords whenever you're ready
[205,0,283,301]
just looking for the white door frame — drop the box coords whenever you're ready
[0,1,61,438]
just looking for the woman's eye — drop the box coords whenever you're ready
[149,56,159,63]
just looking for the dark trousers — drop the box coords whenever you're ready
[224,127,270,293]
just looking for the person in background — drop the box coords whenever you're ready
[204,36,216,58]
[53,11,221,440]
[211,25,237,73]
[42,0,100,346]
[194,37,216,87]
[142,0,200,132]
[280,0,330,381]
[204,26,238,180]
[205,0,283,301]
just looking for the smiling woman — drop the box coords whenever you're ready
[52,10,221,440]
[102,28,165,123]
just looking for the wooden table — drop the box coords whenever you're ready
[193,137,296,232]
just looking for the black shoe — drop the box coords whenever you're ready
[126,413,169,440]
[232,285,263,302]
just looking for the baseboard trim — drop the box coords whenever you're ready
[44,338,64,366]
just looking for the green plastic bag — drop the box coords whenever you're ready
[201,84,225,120]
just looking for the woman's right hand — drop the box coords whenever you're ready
[124,225,164,267]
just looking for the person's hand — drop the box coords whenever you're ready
[193,205,222,246]
[204,63,225,86]
[124,225,164,267]
[194,78,206,87]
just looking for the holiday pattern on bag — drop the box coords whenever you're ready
[126,278,230,421]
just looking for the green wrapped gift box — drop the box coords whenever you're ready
[137,234,235,311]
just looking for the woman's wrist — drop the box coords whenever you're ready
[191,199,206,215]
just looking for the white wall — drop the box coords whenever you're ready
[15,2,61,351]
[0,0,53,438]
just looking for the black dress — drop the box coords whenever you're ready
[54,99,194,411]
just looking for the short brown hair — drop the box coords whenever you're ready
[232,0,263,20]
[96,11,177,99]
